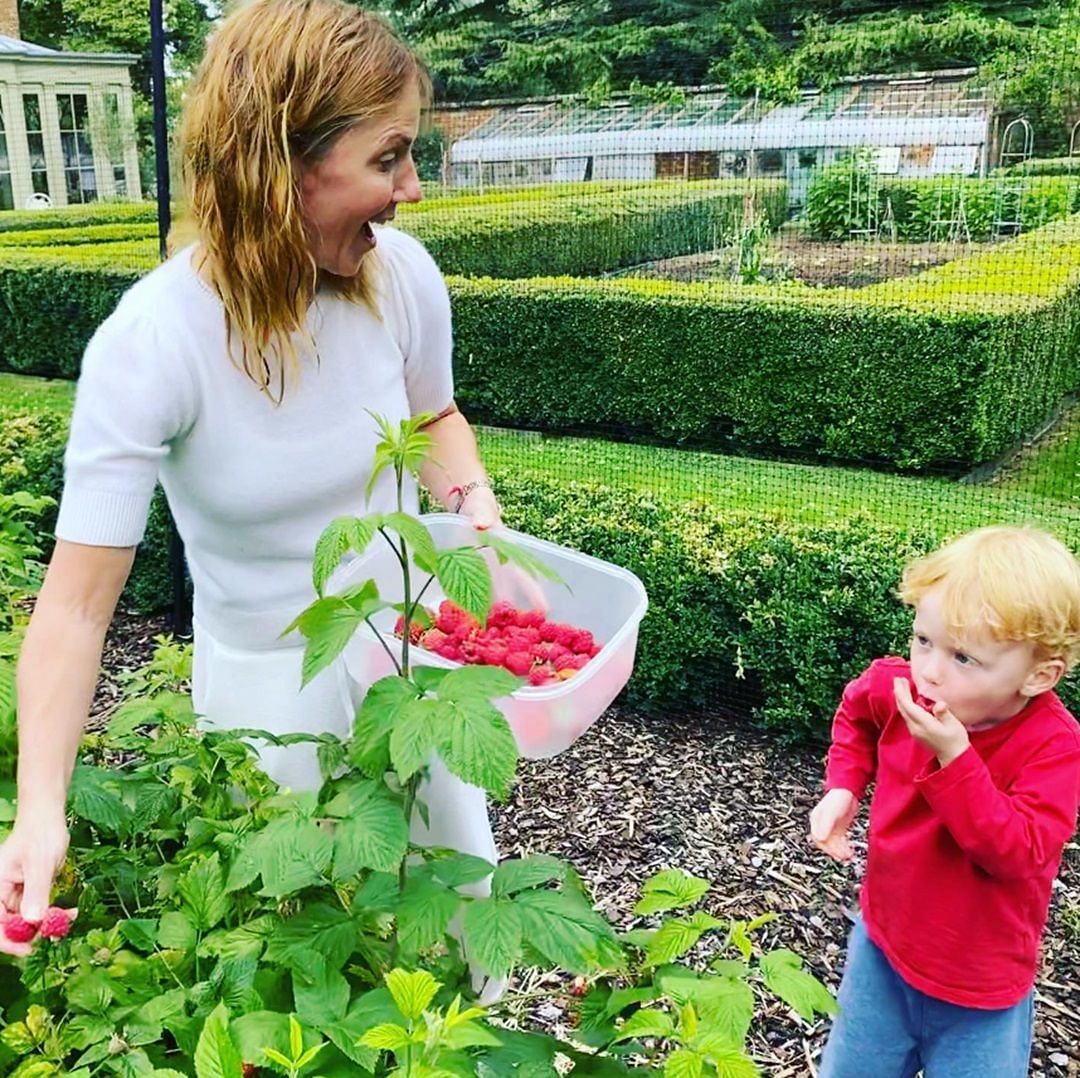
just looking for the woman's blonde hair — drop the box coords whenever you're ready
[178,0,428,401]
[899,525,1080,669]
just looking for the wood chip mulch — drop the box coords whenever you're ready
[97,616,1080,1077]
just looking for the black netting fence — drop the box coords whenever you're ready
[2,0,1080,743]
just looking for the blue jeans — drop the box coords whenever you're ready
[820,919,1034,1078]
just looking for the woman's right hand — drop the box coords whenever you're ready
[0,813,70,956]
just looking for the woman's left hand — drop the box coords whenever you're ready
[457,485,501,532]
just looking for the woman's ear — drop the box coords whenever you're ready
[1022,656,1066,697]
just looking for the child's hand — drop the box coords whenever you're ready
[893,678,969,767]
[809,788,859,862]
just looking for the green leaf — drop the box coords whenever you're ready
[178,853,230,931]
[664,1049,704,1078]
[412,665,449,693]
[360,1022,411,1052]
[463,898,523,979]
[389,696,441,782]
[514,889,619,975]
[226,816,334,899]
[430,852,495,889]
[759,950,838,1022]
[396,876,461,955]
[312,516,378,596]
[436,697,517,799]
[293,953,351,1026]
[441,1019,503,1050]
[657,968,754,1050]
[282,592,369,686]
[192,1003,243,1078]
[120,918,159,953]
[436,664,520,705]
[611,1007,674,1043]
[322,987,404,1070]
[230,1012,290,1072]
[691,1038,759,1076]
[381,512,438,574]
[349,675,417,777]
[68,765,132,834]
[491,855,567,899]
[435,546,492,624]
[331,793,409,878]
[480,531,564,585]
[634,870,711,916]
[158,910,198,952]
[264,902,357,971]
[645,912,724,967]
[385,969,440,1021]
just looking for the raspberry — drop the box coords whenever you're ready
[504,651,533,677]
[555,653,589,672]
[39,906,75,941]
[489,601,517,627]
[421,628,449,652]
[436,643,461,661]
[516,609,545,629]
[2,915,39,944]
[528,666,555,686]
[553,626,578,649]
[394,615,425,645]
[538,620,560,642]
[570,629,595,654]
[478,642,508,667]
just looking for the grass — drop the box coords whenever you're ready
[992,401,1080,505]
[0,372,76,412]
[476,426,1080,542]
[4,370,1076,545]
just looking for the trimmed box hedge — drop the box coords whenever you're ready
[3,214,1079,471]
[449,216,1080,472]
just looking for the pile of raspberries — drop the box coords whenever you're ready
[395,600,600,686]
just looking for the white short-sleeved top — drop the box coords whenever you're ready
[56,226,454,650]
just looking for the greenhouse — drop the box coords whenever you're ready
[445,68,997,204]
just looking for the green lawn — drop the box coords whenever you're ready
[0,372,75,412]
[476,426,1080,541]
[992,401,1080,505]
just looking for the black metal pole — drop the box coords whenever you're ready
[150,0,191,635]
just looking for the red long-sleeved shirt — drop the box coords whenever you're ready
[825,657,1080,1008]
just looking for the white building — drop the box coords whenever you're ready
[443,70,999,206]
[0,0,141,211]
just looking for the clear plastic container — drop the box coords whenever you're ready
[340,513,648,758]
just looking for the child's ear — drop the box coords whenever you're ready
[1022,656,1066,697]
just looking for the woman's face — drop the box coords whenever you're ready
[298,80,423,277]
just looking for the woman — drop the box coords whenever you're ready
[0,0,504,957]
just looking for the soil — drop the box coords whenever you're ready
[615,232,979,290]
[95,614,1080,1077]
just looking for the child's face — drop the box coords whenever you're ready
[909,586,1056,728]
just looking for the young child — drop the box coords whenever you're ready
[810,525,1080,1078]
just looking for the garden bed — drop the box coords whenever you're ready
[615,232,983,289]
[96,614,1080,1077]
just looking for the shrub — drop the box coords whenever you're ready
[449,216,1080,471]
[805,162,1080,241]
[0,398,177,615]
[4,215,1080,471]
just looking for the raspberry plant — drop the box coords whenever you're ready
[0,415,835,1076]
